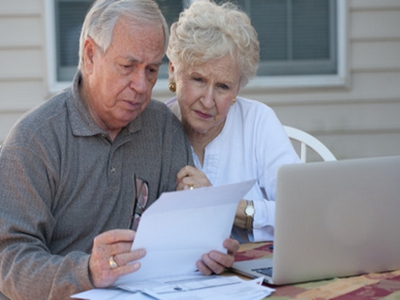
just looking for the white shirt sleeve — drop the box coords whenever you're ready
[252,199,275,241]
[241,99,301,242]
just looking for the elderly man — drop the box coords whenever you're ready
[0,0,239,299]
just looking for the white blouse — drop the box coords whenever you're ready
[166,97,301,242]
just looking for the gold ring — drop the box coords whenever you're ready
[109,255,119,269]
[189,185,194,190]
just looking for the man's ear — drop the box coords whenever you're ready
[83,37,97,74]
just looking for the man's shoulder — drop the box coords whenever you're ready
[27,93,67,123]
[142,99,178,123]
[138,100,185,140]
[146,99,170,113]
[0,93,71,164]
[8,90,70,141]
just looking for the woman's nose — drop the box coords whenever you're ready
[200,87,215,108]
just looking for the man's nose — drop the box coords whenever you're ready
[129,70,148,94]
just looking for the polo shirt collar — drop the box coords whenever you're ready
[67,72,141,138]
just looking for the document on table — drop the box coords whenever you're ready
[72,275,274,300]
[71,180,276,299]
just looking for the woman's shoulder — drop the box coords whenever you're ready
[164,97,177,107]
[230,97,284,133]
[164,97,181,120]
[234,97,275,116]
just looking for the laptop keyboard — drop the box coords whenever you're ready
[252,267,273,277]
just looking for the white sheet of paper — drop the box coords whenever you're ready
[71,276,274,300]
[115,179,256,286]
[71,288,152,300]
[149,276,274,300]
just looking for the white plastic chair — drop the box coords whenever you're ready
[283,125,336,162]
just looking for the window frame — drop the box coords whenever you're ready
[245,0,349,91]
[45,0,348,94]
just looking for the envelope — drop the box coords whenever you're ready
[115,179,256,286]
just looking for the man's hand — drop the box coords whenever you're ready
[196,238,240,275]
[89,229,146,287]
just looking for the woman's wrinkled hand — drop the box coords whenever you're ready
[196,238,240,275]
[176,165,212,190]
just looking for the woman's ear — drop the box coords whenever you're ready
[169,61,175,73]
[168,61,176,81]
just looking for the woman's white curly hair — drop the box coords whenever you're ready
[167,0,259,88]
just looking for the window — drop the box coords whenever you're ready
[51,0,184,82]
[46,0,346,91]
[55,0,93,81]
[233,0,337,76]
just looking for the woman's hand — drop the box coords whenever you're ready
[176,165,212,190]
[196,238,240,275]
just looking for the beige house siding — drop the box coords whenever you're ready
[1,0,399,160]
[0,0,47,143]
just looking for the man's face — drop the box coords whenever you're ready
[83,17,165,133]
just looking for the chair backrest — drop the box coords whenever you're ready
[283,125,336,162]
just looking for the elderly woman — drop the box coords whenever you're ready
[166,0,301,243]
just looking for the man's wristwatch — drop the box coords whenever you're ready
[244,200,255,230]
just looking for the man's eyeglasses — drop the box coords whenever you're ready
[130,175,149,231]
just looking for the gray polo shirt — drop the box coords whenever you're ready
[0,73,193,299]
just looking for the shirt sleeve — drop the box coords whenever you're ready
[0,137,94,300]
[252,200,276,241]
[249,104,301,242]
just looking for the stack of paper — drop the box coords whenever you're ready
[71,180,274,300]
[72,275,274,299]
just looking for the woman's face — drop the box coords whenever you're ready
[173,55,241,139]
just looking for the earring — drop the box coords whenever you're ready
[232,97,237,105]
[168,82,176,93]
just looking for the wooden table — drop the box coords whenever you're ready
[232,242,400,299]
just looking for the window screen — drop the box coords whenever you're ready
[226,0,337,76]
[54,0,337,82]
[55,0,92,81]
[55,0,183,81]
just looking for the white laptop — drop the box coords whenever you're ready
[231,155,400,285]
